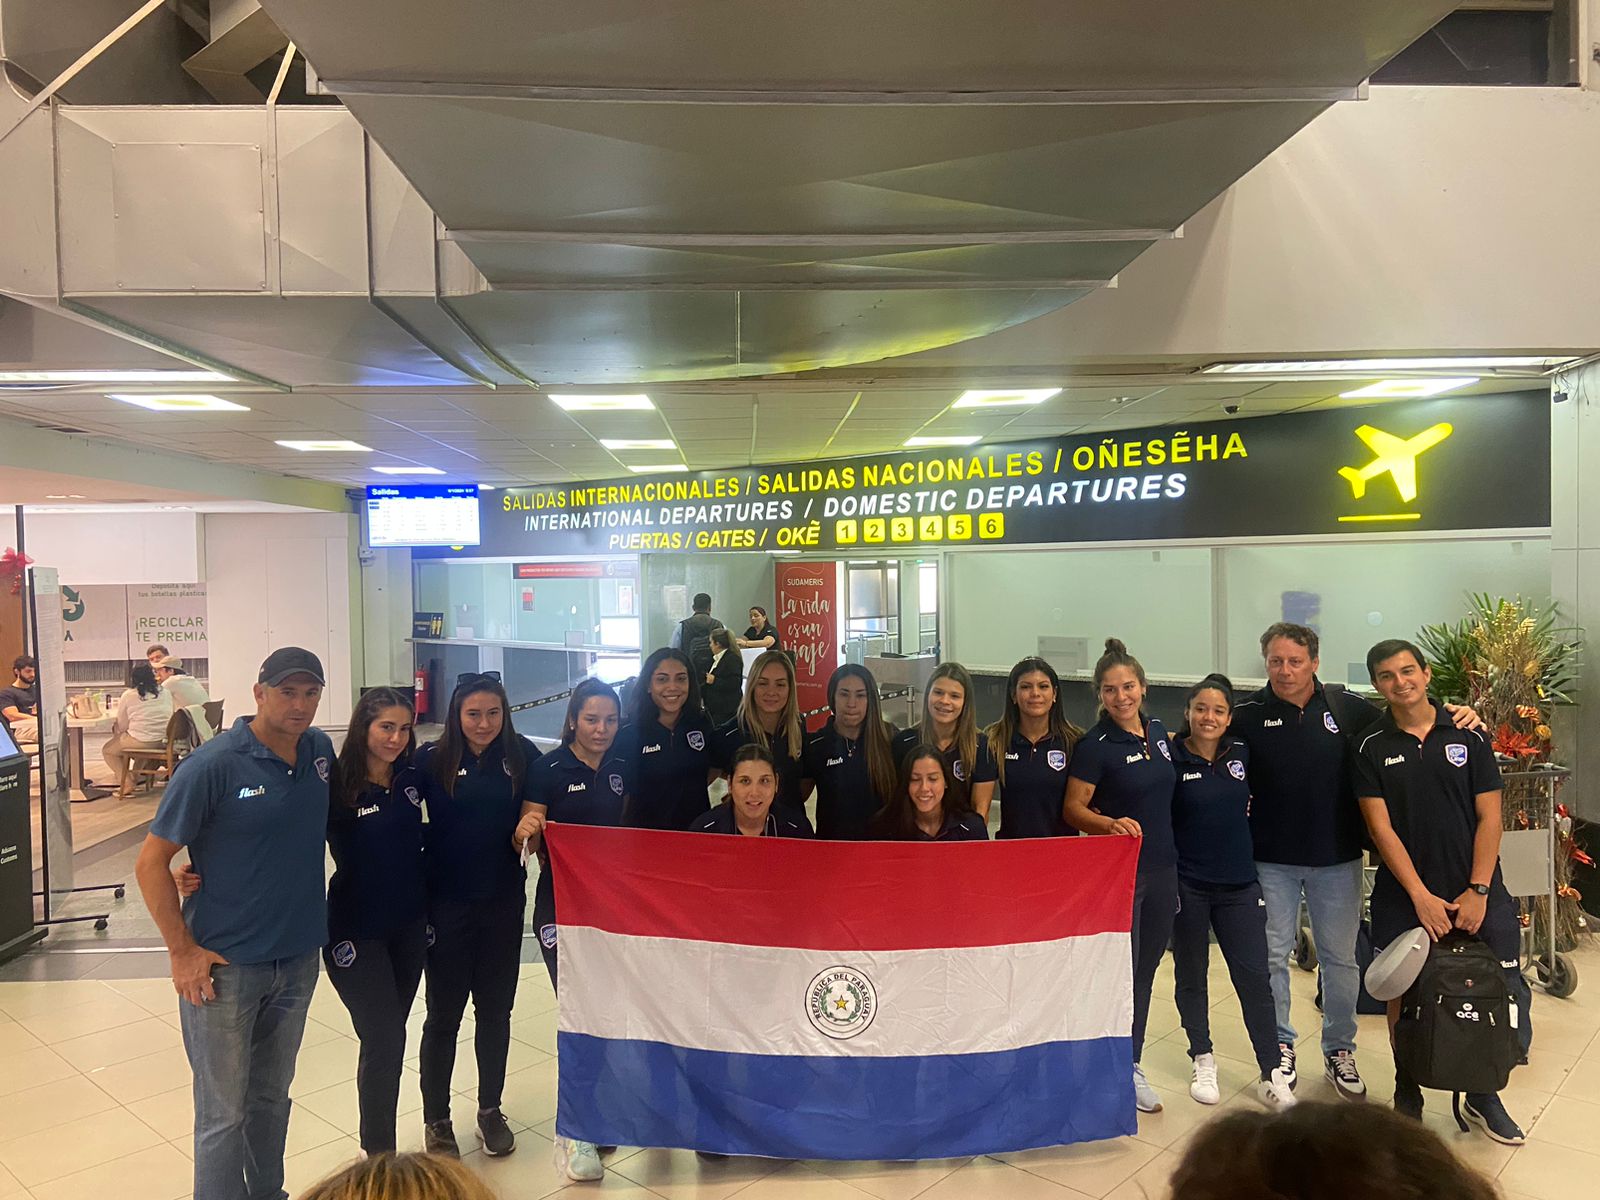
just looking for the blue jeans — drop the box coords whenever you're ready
[178,952,319,1200]
[1257,859,1363,1056]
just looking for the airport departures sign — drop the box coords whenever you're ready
[413,393,1549,560]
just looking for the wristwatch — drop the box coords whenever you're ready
[1470,883,1491,896]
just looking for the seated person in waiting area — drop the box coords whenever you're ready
[103,660,175,793]
[0,654,39,744]
[870,743,989,841]
[692,744,814,838]
[154,655,211,709]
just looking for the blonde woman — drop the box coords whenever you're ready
[714,649,810,815]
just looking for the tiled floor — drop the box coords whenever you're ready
[2,936,1597,1200]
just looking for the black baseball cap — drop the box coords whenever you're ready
[258,647,326,687]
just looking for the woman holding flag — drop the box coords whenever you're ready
[513,677,632,1184]
[890,662,997,819]
[692,744,814,837]
[1064,638,1179,1115]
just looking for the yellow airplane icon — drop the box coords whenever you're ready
[1337,423,1453,503]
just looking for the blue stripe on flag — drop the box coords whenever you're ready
[557,1032,1136,1159]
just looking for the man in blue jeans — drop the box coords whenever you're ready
[1232,623,1479,1103]
[136,648,333,1200]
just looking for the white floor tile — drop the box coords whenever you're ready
[0,1077,119,1143]
[15,994,152,1047]
[0,1107,163,1188]
[53,1018,183,1074]
[29,1142,191,1200]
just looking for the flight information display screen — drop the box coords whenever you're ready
[365,484,480,548]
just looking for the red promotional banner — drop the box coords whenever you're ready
[514,561,607,579]
[775,562,839,732]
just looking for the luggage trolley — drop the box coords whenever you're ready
[1500,764,1579,999]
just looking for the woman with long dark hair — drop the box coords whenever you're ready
[103,659,174,793]
[1168,674,1294,1109]
[692,744,814,838]
[513,676,632,1183]
[871,743,989,841]
[715,649,808,814]
[415,672,540,1161]
[891,662,997,819]
[985,657,1082,839]
[1064,638,1179,1115]
[803,663,899,839]
[617,648,716,830]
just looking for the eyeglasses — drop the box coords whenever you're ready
[455,670,503,688]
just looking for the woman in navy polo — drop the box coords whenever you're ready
[803,664,899,839]
[512,677,631,1183]
[692,744,814,837]
[1168,674,1294,1110]
[985,656,1082,839]
[871,743,989,841]
[416,672,540,1160]
[891,662,997,820]
[1065,638,1178,1115]
[715,650,809,815]
[617,648,716,830]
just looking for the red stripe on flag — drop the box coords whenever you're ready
[545,825,1138,950]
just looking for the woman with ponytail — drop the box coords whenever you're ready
[803,663,899,839]
[1064,638,1178,1115]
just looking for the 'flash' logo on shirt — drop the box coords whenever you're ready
[1182,771,1203,782]
[1383,754,1406,767]
[236,785,267,798]
[567,782,587,792]
[1262,718,1284,728]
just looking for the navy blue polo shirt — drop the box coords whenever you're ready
[1069,715,1178,871]
[690,802,815,838]
[715,718,807,813]
[1170,736,1256,886]
[804,719,896,840]
[617,711,715,830]
[891,727,998,812]
[1352,704,1515,952]
[914,811,990,842]
[994,730,1075,839]
[528,743,633,827]
[150,717,333,964]
[417,736,541,905]
[326,764,427,943]
[1231,680,1382,867]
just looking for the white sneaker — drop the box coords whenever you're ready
[1133,1064,1163,1113]
[1189,1053,1221,1105]
[1256,1068,1298,1109]
[553,1137,604,1182]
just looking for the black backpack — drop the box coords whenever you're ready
[1395,932,1521,1126]
[678,615,720,678]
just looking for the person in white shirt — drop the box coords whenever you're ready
[154,656,210,708]
[103,660,174,794]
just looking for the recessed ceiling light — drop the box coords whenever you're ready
[44,494,85,499]
[372,466,445,475]
[1202,357,1572,375]
[905,435,981,447]
[478,485,497,491]
[549,394,654,412]
[0,368,232,383]
[952,388,1062,409]
[275,439,373,452]
[1338,378,1479,399]
[600,438,677,450]
[627,464,689,474]
[107,393,250,412]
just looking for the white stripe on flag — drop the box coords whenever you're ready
[558,927,1132,1058]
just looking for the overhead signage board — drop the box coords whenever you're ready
[415,393,1549,559]
[367,484,480,548]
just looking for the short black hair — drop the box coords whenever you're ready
[13,655,36,673]
[1261,622,1319,660]
[1366,639,1428,682]
[692,592,712,612]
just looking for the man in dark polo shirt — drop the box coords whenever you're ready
[135,648,334,1200]
[1353,638,1531,1145]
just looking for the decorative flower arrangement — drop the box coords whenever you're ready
[0,546,31,596]
[1418,595,1588,953]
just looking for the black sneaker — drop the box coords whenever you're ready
[1393,1079,1424,1120]
[424,1119,460,1158]
[1462,1094,1526,1146]
[476,1107,516,1157]
[1276,1043,1298,1091]
[1324,1050,1367,1101]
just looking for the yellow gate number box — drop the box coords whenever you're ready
[917,515,944,541]
[978,512,1005,539]
[947,514,973,540]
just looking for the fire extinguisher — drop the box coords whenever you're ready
[414,664,429,720]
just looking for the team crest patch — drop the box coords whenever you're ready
[953,759,967,781]
[806,966,877,1041]
[687,730,706,752]
[404,785,421,807]
[331,940,357,968]
[314,757,330,782]
[1324,711,1341,734]
[1047,750,1067,771]
[1446,744,1469,767]
[609,773,625,795]
[1156,740,1172,761]
[538,923,558,950]
[1229,760,1247,781]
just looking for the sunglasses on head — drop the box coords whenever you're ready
[455,670,503,688]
